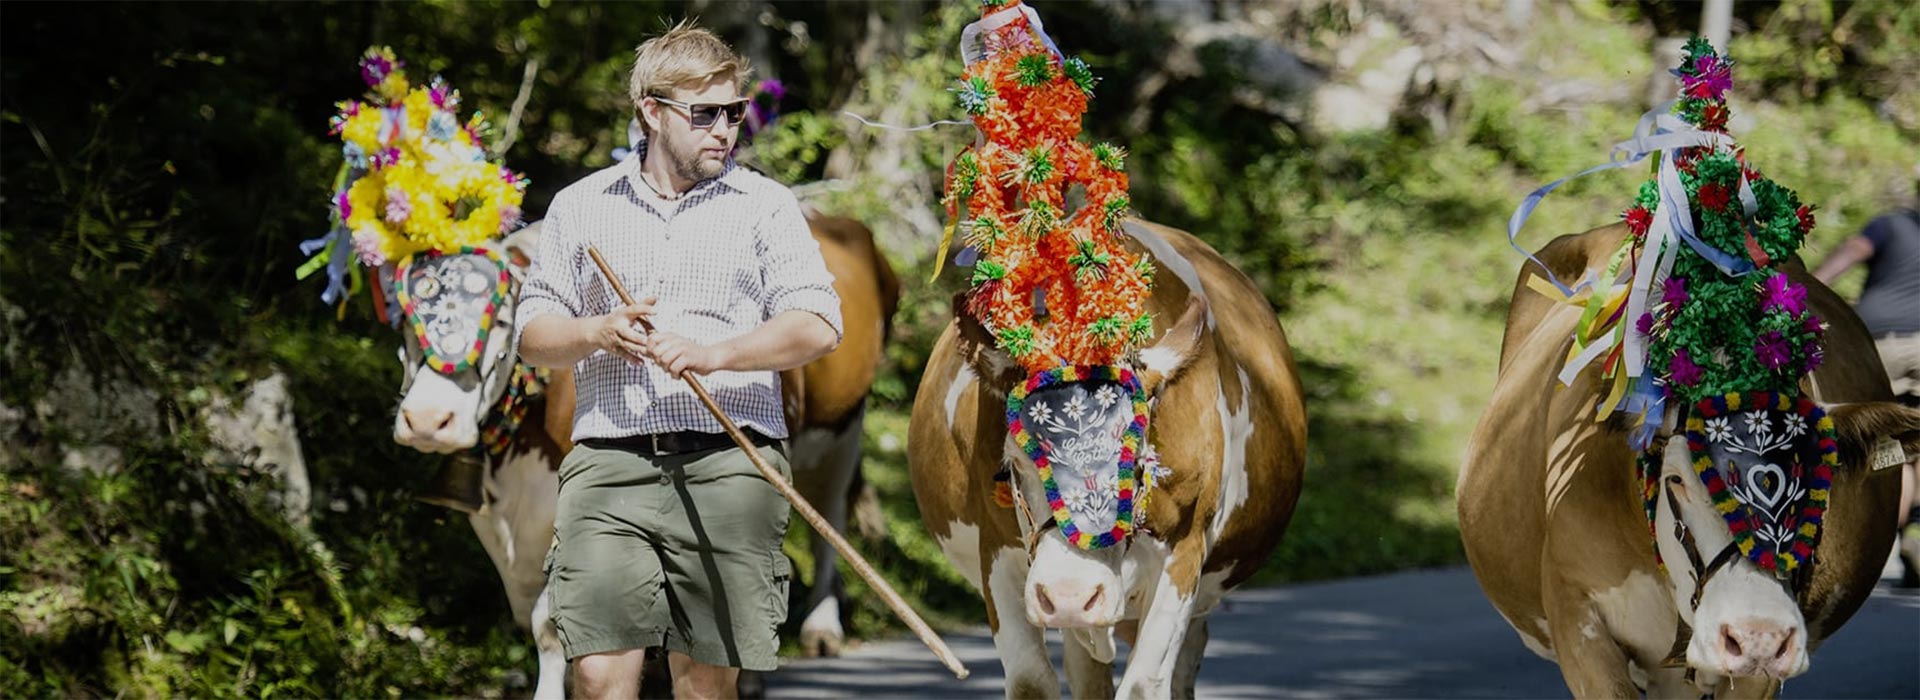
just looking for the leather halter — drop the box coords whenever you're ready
[1655,473,1799,679]
[1006,466,1055,556]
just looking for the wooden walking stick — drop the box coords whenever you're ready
[586,247,969,680]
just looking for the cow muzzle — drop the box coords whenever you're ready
[393,372,482,453]
[1685,568,1809,680]
[394,406,478,452]
[1024,537,1125,628]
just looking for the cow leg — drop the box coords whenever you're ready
[530,585,567,700]
[986,550,1061,699]
[790,409,864,657]
[1541,574,1640,699]
[1062,627,1115,699]
[1642,665,1707,700]
[1114,562,1202,699]
[469,451,563,697]
[1169,616,1208,699]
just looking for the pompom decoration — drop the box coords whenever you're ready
[942,0,1154,375]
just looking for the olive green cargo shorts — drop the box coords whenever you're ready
[545,441,792,670]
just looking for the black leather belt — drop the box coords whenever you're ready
[581,428,778,456]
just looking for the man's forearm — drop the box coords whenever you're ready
[520,315,600,368]
[715,311,839,373]
[1812,236,1875,284]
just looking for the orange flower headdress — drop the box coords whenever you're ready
[942,0,1154,374]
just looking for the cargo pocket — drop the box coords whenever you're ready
[766,552,793,637]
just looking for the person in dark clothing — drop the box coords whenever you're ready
[1815,197,1920,586]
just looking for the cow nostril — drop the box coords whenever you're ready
[1774,628,1795,660]
[432,412,454,432]
[1720,625,1744,658]
[1035,585,1056,616]
[1083,584,1105,613]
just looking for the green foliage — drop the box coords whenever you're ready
[1730,0,1920,101]
[740,110,845,184]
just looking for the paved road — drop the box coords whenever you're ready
[766,564,1919,698]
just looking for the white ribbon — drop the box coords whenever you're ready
[959,3,1062,68]
[838,110,973,132]
[1507,102,1736,296]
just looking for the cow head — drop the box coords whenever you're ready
[956,293,1210,628]
[1652,397,1920,682]
[391,223,543,453]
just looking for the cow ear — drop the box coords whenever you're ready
[501,220,544,279]
[1823,401,1920,470]
[951,292,1023,386]
[952,291,995,347]
[1137,294,1210,395]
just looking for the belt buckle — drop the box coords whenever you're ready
[650,433,664,454]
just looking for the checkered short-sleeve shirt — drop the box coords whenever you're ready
[515,146,843,441]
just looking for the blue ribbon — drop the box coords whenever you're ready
[299,226,353,305]
[1507,104,1745,295]
[1622,373,1665,451]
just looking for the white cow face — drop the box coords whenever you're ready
[1000,295,1212,629]
[1005,434,1129,629]
[1652,433,1809,683]
[392,224,542,453]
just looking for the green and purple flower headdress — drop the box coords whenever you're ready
[1511,39,1833,577]
[1510,38,1824,448]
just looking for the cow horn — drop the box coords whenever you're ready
[416,456,486,514]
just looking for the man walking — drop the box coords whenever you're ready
[517,21,841,699]
[1814,190,1920,586]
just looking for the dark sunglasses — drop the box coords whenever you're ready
[650,96,750,129]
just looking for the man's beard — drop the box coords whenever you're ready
[664,133,726,182]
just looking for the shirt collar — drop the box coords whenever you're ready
[613,136,759,199]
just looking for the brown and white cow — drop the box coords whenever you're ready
[909,220,1307,698]
[1460,223,1920,698]
[391,211,897,698]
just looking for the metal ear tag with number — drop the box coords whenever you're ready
[1872,437,1908,471]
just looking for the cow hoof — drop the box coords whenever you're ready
[799,598,845,657]
[800,626,845,658]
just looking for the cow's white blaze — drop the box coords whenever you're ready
[936,519,985,591]
[945,364,976,431]
[1209,365,1254,547]
[1121,223,1212,329]
[1115,566,1196,699]
[395,368,484,451]
[1653,437,1809,680]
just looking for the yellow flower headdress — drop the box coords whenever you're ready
[298,47,529,315]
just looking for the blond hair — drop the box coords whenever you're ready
[628,19,751,127]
